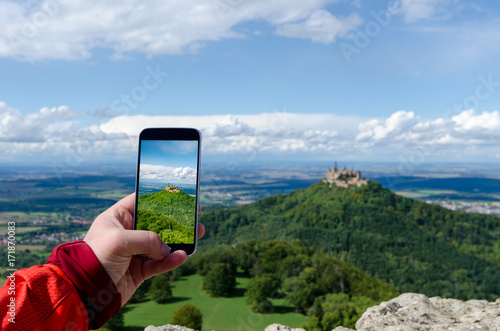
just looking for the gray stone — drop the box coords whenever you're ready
[144,324,196,331]
[353,293,500,331]
[264,323,306,331]
[147,294,500,331]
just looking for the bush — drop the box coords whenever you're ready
[129,278,152,303]
[102,309,124,331]
[246,274,279,313]
[253,299,273,314]
[203,263,235,297]
[171,304,203,330]
[148,274,172,304]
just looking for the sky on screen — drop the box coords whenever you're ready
[139,140,198,185]
[1,0,500,163]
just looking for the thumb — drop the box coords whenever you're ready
[123,230,170,259]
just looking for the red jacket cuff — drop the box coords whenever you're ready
[47,241,121,329]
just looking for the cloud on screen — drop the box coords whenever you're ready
[140,164,196,184]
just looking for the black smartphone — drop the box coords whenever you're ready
[134,128,201,256]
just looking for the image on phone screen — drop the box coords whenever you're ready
[135,133,200,251]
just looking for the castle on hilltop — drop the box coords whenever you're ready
[164,184,180,193]
[324,162,368,188]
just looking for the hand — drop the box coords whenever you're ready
[84,193,205,306]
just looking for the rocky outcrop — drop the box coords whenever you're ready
[265,324,305,331]
[144,325,195,331]
[333,293,500,331]
[145,293,500,331]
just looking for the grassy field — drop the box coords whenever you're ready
[16,244,46,251]
[0,211,66,224]
[123,274,307,331]
[0,226,43,235]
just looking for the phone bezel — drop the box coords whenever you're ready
[133,127,201,256]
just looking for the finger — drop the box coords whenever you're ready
[123,230,170,259]
[116,192,136,217]
[197,223,205,239]
[142,250,187,280]
[107,193,136,229]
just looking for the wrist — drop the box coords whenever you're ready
[47,241,122,329]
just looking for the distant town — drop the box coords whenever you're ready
[0,216,92,247]
[427,200,500,216]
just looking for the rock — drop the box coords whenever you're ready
[148,294,500,331]
[144,325,196,331]
[265,323,306,331]
[352,293,500,331]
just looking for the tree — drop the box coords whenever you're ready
[203,263,235,296]
[129,278,152,303]
[246,274,279,313]
[171,304,203,330]
[148,274,172,303]
[303,294,376,331]
[283,267,320,313]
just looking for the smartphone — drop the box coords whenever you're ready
[134,128,201,256]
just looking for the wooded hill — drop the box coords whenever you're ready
[200,180,500,301]
[137,189,196,244]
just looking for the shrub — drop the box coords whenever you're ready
[171,304,203,330]
[148,274,172,304]
[203,263,235,297]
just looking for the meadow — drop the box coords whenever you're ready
[123,274,307,331]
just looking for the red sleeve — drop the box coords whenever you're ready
[0,264,88,330]
[47,241,122,329]
[0,241,121,330]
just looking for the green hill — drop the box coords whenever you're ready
[200,180,500,301]
[137,189,196,244]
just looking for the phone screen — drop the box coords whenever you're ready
[134,128,201,256]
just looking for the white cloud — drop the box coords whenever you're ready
[140,164,196,184]
[397,0,452,23]
[99,112,357,155]
[0,102,80,142]
[204,115,255,137]
[2,101,500,162]
[452,109,500,131]
[0,0,343,61]
[356,111,416,142]
[355,109,500,160]
[275,10,363,44]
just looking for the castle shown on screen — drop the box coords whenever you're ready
[165,184,180,193]
[325,163,368,188]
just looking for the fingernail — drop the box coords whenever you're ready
[161,244,171,257]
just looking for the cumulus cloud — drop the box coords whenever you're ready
[275,10,363,43]
[356,111,416,142]
[396,0,452,23]
[355,109,500,159]
[0,102,80,142]
[2,101,500,162]
[140,164,196,184]
[0,0,346,61]
[204,115,255,137]
[98,112,358,155]
[452,109,500,131]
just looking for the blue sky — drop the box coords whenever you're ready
[1,0,500,165]
[139,140,198,185]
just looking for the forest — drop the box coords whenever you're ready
[128,239,399,331]
[200,180,500,301]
